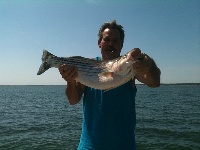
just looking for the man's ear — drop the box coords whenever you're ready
[98,39,101,48]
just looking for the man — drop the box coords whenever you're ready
[59,20,160,150]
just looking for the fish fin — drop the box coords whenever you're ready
[98,72,114,82]
[69,56,98,64]
[69,56,84,59]
[37,62,51,75]
[37,50,52,75]
[42,49,54,60]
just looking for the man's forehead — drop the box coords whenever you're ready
[102,28,120,38]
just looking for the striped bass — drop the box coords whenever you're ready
[37,49,139,90]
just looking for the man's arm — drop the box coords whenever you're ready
[65,81,85,105]
[59,64,85,105]
[134,57,161,87]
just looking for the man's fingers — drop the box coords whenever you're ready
[59,64,67,74]
[63,67,77,79]
[59,65,78,82]
[131,48,141,58]
[133,54,152,71]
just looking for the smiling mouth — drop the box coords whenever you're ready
[106,49,114,53]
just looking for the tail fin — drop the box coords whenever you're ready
[37,50,52,75]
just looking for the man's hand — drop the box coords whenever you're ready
[59,64,78,82]
[59,64,84,105]
[131,48,151,73]
[131,48,160,87]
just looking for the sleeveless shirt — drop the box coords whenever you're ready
[78,80,137,150]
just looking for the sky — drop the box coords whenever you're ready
[0,0,200,85]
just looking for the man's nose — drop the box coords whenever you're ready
[108,40,114,46]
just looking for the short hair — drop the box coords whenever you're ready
[98,20,125,46]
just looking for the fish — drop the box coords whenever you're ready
[37,49,139,90]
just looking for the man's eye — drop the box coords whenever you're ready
[103,38,109,42]
[113,39,118,43]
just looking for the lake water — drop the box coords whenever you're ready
[0,85,199,150]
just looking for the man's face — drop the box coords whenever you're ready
[98,28,123,60]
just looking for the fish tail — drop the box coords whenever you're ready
[37,50,52,75]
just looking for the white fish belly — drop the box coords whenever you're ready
[76,70,134,90]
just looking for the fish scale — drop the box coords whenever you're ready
[54,56,103,74]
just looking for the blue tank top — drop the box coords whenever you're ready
[78,81,137,150]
